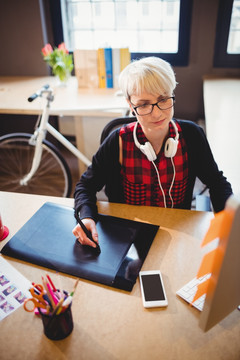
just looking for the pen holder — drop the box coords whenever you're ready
[39,303,73,340]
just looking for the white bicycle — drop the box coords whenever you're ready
[0,85,91,197]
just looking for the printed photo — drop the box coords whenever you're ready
[0,275,9,286]
[3,285,17,296]
[14,291,27,304]
[0,301,14,314]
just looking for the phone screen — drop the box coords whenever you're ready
[141,274,165,301]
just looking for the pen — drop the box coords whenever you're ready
[70,278,79,297]
[74,211,101,253]
[51,297,64,316]
[62,279,79,309]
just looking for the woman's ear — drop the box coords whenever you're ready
[127,99,136,117]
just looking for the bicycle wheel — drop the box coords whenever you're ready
[0,133,72,197]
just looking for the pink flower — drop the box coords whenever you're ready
[41,42,73,81]
[58,42,69,54]
[41,43,53,56]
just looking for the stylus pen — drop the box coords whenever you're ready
[74,211,101,253]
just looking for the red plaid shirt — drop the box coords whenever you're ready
[119,121,188,207]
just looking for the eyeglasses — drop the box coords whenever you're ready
[132,96,175,116]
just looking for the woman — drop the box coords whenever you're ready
[72,56,232,248]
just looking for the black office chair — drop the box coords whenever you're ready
[100,116,136,144]
[100,117,211,211]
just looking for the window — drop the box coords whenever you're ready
[227,0,240,54]
[61,0,180,53]
[49,0,193,66]
[214,0,240,67]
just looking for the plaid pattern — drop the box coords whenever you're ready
[119,121,188,207]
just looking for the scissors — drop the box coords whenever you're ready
[24,284,50,313]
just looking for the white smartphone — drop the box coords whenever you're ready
[139,270,168,308]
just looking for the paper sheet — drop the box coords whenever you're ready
[0,255,31,321]
[192,277,211,304]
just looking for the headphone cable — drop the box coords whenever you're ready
[168,157,176,208]
[152,159,175,209]
[152,161,167,208]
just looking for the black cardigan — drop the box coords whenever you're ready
[74,120,232,221]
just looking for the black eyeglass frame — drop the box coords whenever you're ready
[132,96,175,116]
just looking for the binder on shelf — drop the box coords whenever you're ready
[112,48,121,89]
[104,47,113,88]
[86,49,99,88]
[74,49,87,88]
[74,47,131,89]
[97,48,106,88]
[120,47,131,71]
[74,49,99,88]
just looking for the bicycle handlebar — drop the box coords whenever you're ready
[28,84,50,102]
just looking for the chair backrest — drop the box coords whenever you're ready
[100,116,136,144]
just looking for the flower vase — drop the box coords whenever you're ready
[42,42,73,87]
[55,71,71,87]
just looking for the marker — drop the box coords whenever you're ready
[46,282,58,306]
[62,295,73,308]
[74,211,101,254]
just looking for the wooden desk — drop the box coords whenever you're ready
[0,191,239,360]
[0,76,129,173]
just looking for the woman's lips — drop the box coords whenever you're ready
[152,118,166,125]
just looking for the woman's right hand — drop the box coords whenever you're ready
[72,218,99,248]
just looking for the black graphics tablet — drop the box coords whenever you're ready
[1,202,159,291]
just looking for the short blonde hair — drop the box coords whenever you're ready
[118,56,177,99]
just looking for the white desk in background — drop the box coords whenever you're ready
[0,76,129,173]
[0,76,128,116]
